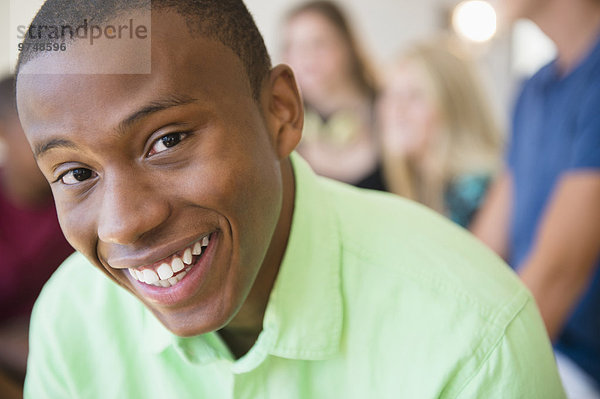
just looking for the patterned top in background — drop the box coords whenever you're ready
[445,174,492,228]
[300,107,387,192]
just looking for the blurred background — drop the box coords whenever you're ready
[1,2,598,397]
[1,0,554,126]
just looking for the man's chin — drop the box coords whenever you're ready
[153,307,234,338]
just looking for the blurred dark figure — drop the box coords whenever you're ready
[282,1,385,190]
[378,37,501,228]
[0,75,73,396]
[472,0,600,396]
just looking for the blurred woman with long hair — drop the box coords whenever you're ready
[282,1,385,190]
[379,37,502,226]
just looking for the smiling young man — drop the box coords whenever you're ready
[16,1,566,398]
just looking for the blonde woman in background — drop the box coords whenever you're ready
[379,37,502,227]
[282,1,385,190]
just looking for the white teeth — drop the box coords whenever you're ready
[183,248,192,265]
[192,242,202,256]
[128,269,138,280]
[171,257,185,273]
[142,269,159,284]
[130,261,185,286]
[129,235,210,287]
[134,269,143,281]
[166,271,188,286]
[157,263,174,280]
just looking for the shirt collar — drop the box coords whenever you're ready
[140,153,343,367]
[261,153,343,360]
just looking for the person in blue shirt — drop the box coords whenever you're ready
[473,0,600,396]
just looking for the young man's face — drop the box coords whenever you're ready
[16,12,300,336]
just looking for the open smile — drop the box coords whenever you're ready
[128,233,212,287]
[125,231,219,305]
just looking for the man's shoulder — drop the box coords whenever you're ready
[320,178,528,329]
[317,182,559,395]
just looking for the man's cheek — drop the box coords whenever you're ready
[56,201,95,255]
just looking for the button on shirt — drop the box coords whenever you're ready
[25,154,565,398]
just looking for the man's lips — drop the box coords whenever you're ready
[127,233,211,287]
[124,231,220,306]
[105,231,215,269]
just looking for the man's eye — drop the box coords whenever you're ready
[60,168,95,185]
[148,132,188,156]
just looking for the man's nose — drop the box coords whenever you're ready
[97,175,170,245]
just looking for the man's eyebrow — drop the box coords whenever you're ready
[34,95,198,158]
[118,94,199,134]
[34,138,77,158]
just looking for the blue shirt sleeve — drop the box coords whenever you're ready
[445,174,492,228]
[570,81,600,170]
[506,78,530,171]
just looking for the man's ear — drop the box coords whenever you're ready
[262,64,303,160]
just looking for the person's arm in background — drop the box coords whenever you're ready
[472,170,600,340]
[474,73,600,339]
[519,172,600,340]
[470,171,512,261]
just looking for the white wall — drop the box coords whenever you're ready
[2,0,506,73]
[246,0,515,124]
[1,0,550,126]
[4,0,65,74]
[246,0,442,66]
[1,0,11,75]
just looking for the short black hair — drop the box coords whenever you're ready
[16,0,272,99]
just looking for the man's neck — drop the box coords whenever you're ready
[219,158,296,358]
[532,0,600,74]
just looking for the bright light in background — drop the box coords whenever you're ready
[452,0,497,43]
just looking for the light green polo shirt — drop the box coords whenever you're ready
[25,154,565,398]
